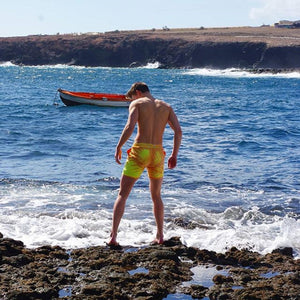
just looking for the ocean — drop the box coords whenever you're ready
[0,63,299,258]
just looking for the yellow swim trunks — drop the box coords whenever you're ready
[123,143,166,179]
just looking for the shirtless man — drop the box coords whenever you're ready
[108,82,182,246]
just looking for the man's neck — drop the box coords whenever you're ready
[141,92,155,101]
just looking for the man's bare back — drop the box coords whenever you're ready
[131,96,172,145]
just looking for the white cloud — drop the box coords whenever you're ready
[250,0,300,22]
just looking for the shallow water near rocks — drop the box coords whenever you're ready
[232,285,244,290]
[128,267,149,275]
[164,294,195,300]
[260,271,280,278]
[58,286,72,298]
[182,265,229,288]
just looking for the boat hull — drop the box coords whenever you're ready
[58,89,131,107]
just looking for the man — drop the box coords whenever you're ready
[108,82,182,246]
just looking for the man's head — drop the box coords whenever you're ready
[126,82,150,99]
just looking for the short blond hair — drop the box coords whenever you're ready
[126,82,150,98]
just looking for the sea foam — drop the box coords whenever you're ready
[0,61,16,67]
[0,199,299,259]
[184,68,300,78]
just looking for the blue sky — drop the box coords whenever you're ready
[1,0,300,37]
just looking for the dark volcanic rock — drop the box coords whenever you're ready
[1,27,300,70]
[0,233,299,299]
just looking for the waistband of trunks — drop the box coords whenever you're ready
[133,143,163,149]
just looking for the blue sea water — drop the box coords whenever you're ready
[0,63,299,257]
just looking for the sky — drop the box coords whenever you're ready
[0,0,300,37]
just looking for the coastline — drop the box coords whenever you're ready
[1,26,300,70]
[1,60,300,75]
[1,233,299,299]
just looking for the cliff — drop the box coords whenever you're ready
[1,27,300,70]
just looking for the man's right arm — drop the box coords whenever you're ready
[167,107,182,169]
[115,103,138,164]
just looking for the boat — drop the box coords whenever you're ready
[58,89,132,107]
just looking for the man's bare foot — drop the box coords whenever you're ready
[106,235,122,249]
[106,240,122,250]
[150,238,164,245]
[107,240,119,246]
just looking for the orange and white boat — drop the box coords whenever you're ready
[58,89,132,107]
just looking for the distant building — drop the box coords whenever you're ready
[274,20,300,28]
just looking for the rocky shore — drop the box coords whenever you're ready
[0,232,299,299]
[1,27,300,70]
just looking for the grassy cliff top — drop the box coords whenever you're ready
[2,26,300,47]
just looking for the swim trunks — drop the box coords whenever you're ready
[123,143,166,179]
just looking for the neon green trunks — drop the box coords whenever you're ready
[123,143,166,179]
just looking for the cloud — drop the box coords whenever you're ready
[250,0,300,21]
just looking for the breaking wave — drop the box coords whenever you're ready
[183,68,300,78]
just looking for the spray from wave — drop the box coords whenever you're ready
[139,61,161,69]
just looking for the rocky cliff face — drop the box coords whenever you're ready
[1,27,300,69]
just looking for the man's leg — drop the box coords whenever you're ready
[108,175,137,246]
[149,178,164,244]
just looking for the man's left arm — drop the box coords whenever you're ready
[167,107,182,169]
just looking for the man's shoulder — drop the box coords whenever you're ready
[130,97,172,112]
[129,98,143,108]
[155,99,171,108]
[130,97,148,105]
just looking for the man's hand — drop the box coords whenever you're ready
[168,155,177,169]
[115,147,122,164]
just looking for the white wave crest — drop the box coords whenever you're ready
[0,205,299,259]
[168,206,300,258]
[183,68,300,78]
[0,61,17,67]
[141,61,161,69]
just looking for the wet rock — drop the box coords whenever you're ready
[207,286,234,300]
[188,284,209,299]
[162,236,182,247]
[0,237,24,256]
[272,247,294,257]
[3,253,33,267]
[81,283,114,296]
[213,274,234,284]
[195,248,218,263]
[0,232,299,299]
[6,287,58,300]
[172,217,210,229]
[149,249,179,263]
